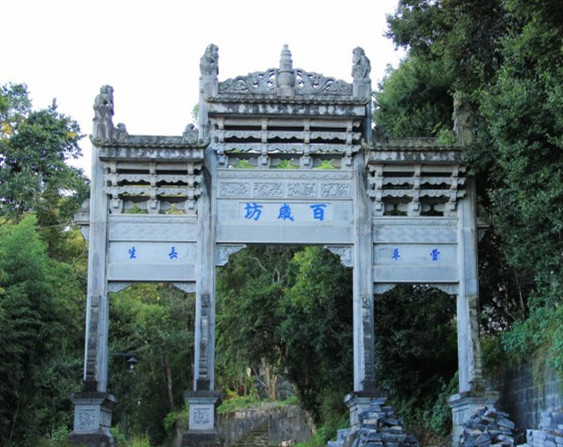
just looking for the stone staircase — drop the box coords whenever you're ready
[231,421,270,447]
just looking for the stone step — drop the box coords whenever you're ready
[231,422,270,447]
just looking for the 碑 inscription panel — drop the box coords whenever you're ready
[216,200,353,244]
[373,243,458,283]
[188,404,215,430]
[108,242,196,282]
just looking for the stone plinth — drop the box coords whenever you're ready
[69,392,116,447]
[449,390,499,447]
[345,392,386,431]
[339,393,419,447]
[182,391,223,447]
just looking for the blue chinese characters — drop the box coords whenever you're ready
[243,202,328,222]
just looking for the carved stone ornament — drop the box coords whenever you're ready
[216,244,246,266]
[200,44,219,77]
[193,408,211,424]
[183,123,198,144]
[77,409,97,430]
[325,245,353,267]
[352,47,371,82]
[92,85,114,140]
[113,122,128,141]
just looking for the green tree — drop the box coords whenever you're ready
[0,83,89,226]
[216,246,353,428]
[0,216,84,446]
[216,246,296,400]
[280,247,353,426]
[374,56,453,137]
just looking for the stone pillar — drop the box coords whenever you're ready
[449,177,497,446]
[352,152,376,393]
[70,135,115,445]
[455,177,484,392]
[183,44,223,447]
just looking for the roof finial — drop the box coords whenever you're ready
[352,47,371,97]
[277,44,295,97]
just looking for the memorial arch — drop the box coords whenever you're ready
[70,45,497,447]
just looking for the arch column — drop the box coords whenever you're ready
[69,139,116,446]
[450,177,498,445]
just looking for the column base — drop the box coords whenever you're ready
[69,391,116,447]
[338,392,418,447]
[449,389,499,447]
[181,391,223,447]
[345,391,387,431]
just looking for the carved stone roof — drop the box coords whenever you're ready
[364,138,463,164]
[206,94,369,105]
[91,134,207,149]
[203,45,371,105]
[91,135,206,162]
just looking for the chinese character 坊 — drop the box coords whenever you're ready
[244,202,263,221]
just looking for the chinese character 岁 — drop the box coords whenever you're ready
[278,203,295,221]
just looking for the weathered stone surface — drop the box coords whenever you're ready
[459,407,516,447]
[331,398,418,447]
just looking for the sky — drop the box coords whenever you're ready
[1,0,404,172]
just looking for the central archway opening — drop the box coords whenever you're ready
[215,245,353,435]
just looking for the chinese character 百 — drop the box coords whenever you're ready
[169,246,178,259]
[392,248,400,260]
[244,202,263,221]
[431,248,440,261]
[278,203,295,221]
[310,203,327,221]
[128,246,137,259]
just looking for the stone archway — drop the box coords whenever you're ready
[70,45,495,447]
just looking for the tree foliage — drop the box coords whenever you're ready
[0,83,89,225]
[381,0,563,374]
[109,283,195,444]
[216,246,353,425]
[0,216,84,446]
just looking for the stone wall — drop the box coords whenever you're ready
[494,362,563,434]
[217,404,313,446]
